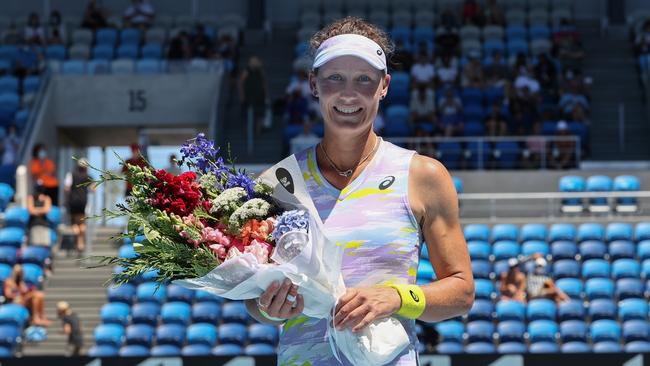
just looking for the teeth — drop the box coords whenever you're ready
[336,106,361,114]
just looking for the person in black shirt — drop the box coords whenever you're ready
[57,301,83,356]
[65,158,92,256]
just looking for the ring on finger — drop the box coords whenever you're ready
[257,298,269,309]
[286,294,297,303]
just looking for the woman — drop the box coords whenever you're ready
[4,264,51,326]
[27,183,52,247]
[30,143,59,205]
[24,12,45,45]
[498,259,526,303]
[245,17,474,365]
[238,56,269,136]
[65,158,91,256]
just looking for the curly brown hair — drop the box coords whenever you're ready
[309,16,394,67]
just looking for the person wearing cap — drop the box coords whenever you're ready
[64,157,93,256]
[526,254,569,304]
[57,301,83,356]
[498,258,526,303]
[552,120,577,169]
[246,17,473,365]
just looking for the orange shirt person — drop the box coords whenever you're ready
[30,143,59,205]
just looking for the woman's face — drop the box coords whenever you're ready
[310,55,389,132]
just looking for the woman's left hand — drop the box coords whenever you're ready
[333,287,402,333]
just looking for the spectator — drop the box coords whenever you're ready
[191,24,213,58]
[3,264,51,326]
[534,53,558,92]
[436,53,459,86]
[123,144,147,195]
[166,154,181,175]
[290,122,321,155]
[2,124,19,165]
[238,56,268,136]
[435,27,460,57]
[523,122,547,169]
[216,34,237,74]
[46,10,66,45]
[57,301,83,356]
[499,258,526,303]
[81,0,108,30]
[30,143,59,205]
[635,20,650,55]
[551,120,576,169]
[285,88,309,126]
[24,12,45,46]
[286,70,311,99]
[64,158,91,256]
[27,183,52,247]
[553,19,584,71]
[484,0,505,25]
[409,84,437,130]
[484,51,509,87]
[438,88,464,136]
[167,31,191,60]
[526,256,570,304]
[123,0,155,29]
[391,39,414,71]
[509,103,535,135]
[410,51,436,89]
[485,103,508,136]
[558,85,589,116]
[462,0,484,26]
[514,67,541,96]
[462,51,484,87]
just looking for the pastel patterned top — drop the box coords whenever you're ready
[277,139,422,366]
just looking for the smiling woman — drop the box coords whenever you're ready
[246,17,474,365]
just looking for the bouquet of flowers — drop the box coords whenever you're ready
[92,133,409,366]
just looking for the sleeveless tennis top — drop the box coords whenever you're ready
[277,139,422,366]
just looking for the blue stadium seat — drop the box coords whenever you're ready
[0,263,11,281]
[582,259,610,279]
[136,59,162,74]
[212,344,243,356]
[155,324,186,347]
[494,260,511,277]
[589,299,617,321]
[522,240,550,257]
[506,25,527,40]
[529,25,551,40]
[22,263,43,287]
[471,260,492,279]
[0,247,16,265]
[166,284,195,303]
[593,341,622,353]
[385,72,409,105]
[556,278,583,299]
[559,176,585,212]
[117,44,139,59]
[150,344,181,356]
[619,299,649,321]
[527,299,556,321]
[577,223,605,242]
[218,323,247,345]
[521,224,547,242]
[118,244,136,259]
[417,259,435,280]
[124,324,154,346]
[187,323,218,346]
[141,43,163,59]
[0,183,14,210]
[467,240,491,260]
[94,324,125,347]
[4,207,29,229]
[194,290,225,304]
[45,45,66,60]
[245,343,276,356]
[492,240,520,261]
[100,302,130,326]
[436,142,463,169]
[553,259,580,279]
[463,224,490,241]
[464,140,491,170]
[62,60,86,75]
[586,176,613,211]
[107,283,135,305]
[119,344,150,357]
[491,224,519,242]
[20,246,50,266]
[625,341,650,352]
[551,241,577,260]
[88,345,119,357]
[120,28,142,45]
[160,301,191,325]
[613,175,640,211]
[623,320,650,342]
[496,300,526,322]
[461,88,484,106]
[130,302,159,325]
[638,241,650,261]
[182,344,212,356]
[474,279,495,300]
[609,240,635,260]
[464,104,486,122]
[463,121,486,137]
[498,342,527,354]
[528,320,558,343]
[579,240,606,260]
[436,342,463,353]
[96,28,118,46]
[485,86,505,105]
[585,278,614,300]
[248,323,279,345]
[642,260,650,278]
[435,321,464,343]
[46,206,61,228]
[558,300,585,322]
[191,302,221,324]
[0,77,18,94]
[413,27,435,44]
[606,223,633,242]
[529,341,559,353]
[484,39,505,56]
[561,341,590,353]
[452,176,463,194]
[612,259,641,280]
[635,223,650,242]
[616,278,644,300]
[88,59,110,74]
[591,319,621,343]
[560,320,587,342]
[497,320,526,342]
[221,301,250,324]
[0,324,20,349]
[465,342,496,353]
[493,141,521,169]
[136,282,166,304]
[466,321,494,343]
[92,44,114,61]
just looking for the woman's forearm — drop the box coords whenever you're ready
[418,275,474,323]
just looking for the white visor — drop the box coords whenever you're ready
[312,34,387,71]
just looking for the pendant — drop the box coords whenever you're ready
[339,169,353,177]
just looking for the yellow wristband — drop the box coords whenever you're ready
[388,284,426,319]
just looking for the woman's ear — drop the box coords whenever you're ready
[308,71,318,98]
[381,73,391,99]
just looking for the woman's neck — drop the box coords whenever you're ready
[316,129,379,187]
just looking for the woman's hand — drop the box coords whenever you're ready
[333,287,402,333]
[257,278,304,320]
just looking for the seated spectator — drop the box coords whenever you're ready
[526,256,569,304]
[438,88,464,136]
[285,89,309,126]
[24,12,45,46]
[485,103,508,136]
[46,10,66,45]
[28,183,52,247]
[484,0,505,25]
[551,120,576,169]
[168,31,191,60]
[2,125,19,166]
[410,84,437,129]
[408,127,436,157]
[123,0,155,29]
[391,39,414,72]
[81,0,108,30]
[499,258,526,303]
[558,86,589,116]
[436,53,459,86]
[635,20,650,55]
[570,104,589,125]
[462,0,484,26]
[484,51,509,87]
[216,34,237,74]
[410,51,436,89]
[191,24,213,59]
[523,122,547,169]
[30,143,59,205]
[514,67,541,96]
[290,123,321,155]
[462,51,484,87]
[553,19,584,71]
[3,264,52,326]
[534,54,558,92]
[436,27,460,57]
[286,70,311,100]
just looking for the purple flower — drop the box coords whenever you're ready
[180,133,228,177]
[272,210,309,242]
[226,170,256,199]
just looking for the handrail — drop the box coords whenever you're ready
[17,66,52,165]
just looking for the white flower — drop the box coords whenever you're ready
[211,187,247,215]
[225,246,243,260]
[228,198,272,232]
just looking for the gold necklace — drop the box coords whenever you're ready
[319,137,381,177]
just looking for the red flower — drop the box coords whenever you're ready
[150,169,203,217]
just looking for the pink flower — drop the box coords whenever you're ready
[209,243,227,260]
[226,246,243,260]
[244,239,272,264]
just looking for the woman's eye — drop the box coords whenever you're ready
[358,75,371,82]
[327,74,342,81]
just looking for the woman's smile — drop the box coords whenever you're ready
[334,105,363,115]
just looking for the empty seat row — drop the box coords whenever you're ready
[48,58,220,75]
[89,342,275,357]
